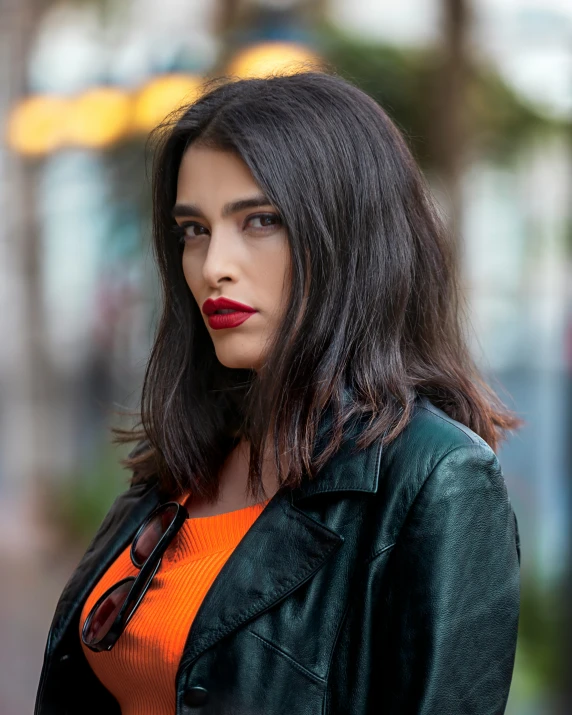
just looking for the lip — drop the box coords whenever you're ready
[202,297,256,316]
[202,296,257,331]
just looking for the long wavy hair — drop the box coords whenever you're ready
[115,70,522,501]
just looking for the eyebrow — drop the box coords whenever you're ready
[171,194,273,220]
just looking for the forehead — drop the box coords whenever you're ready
[176,145,260,198]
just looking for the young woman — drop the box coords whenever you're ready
[35,71,521,715]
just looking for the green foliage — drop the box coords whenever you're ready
[468,64,552,160]
[514,574,568,696]
[48,441,132,547]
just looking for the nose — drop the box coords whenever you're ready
[201,227,239,286]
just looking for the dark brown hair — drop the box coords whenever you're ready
[114,70,522,501]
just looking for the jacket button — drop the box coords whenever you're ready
[184,686,209,707]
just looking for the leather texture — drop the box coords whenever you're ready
[35,396,521,714]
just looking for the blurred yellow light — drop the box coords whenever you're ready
[66,87,132,149]
[227,42,322,79]
[133,74,202,133]
[6,95,68,156]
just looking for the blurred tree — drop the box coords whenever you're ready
[318,16,552,251]
[318,24,549,169]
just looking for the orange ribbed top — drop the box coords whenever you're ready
[79,493,270,715]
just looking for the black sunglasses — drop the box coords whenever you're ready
[81,501,189,652]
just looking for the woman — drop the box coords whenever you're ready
[35,71,521,715]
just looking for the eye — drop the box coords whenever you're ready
[245,213,282,231]
[172,222,209,245]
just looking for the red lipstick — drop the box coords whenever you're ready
[202,296,257,330]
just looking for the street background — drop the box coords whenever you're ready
[1,0,571,713]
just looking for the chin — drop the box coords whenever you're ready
[214,347,260,371]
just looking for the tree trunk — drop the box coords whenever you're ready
[431,0,471,262]
[0,0,54,553]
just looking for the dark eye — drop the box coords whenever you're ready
[172,222,208,244]
[246,214,282,230]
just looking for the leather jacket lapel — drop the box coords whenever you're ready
[176,487,344,674]
[176,411,386,673]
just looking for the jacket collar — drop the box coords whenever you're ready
[292,413,383,501]
[291,386,409,501]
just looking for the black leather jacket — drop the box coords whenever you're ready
[35,397,521,714]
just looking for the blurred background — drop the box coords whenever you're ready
[0,0,570,712]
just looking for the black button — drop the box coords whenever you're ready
[184,686,209,707]
[59,654,71,663]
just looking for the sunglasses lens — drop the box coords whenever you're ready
[132,503,179,566]
[83,579,133,647]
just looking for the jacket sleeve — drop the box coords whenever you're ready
[374,443,521,715]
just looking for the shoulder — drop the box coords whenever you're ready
[381,395,499,478]
[396,394,493,453]
[373,397,508,536]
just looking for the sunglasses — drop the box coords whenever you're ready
[81,501,189,652]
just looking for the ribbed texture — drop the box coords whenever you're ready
[79,493,270,715]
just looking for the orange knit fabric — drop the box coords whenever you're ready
[79,493,270,715]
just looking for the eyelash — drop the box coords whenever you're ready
[171,213,283,245]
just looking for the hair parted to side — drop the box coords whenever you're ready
[114,69,523,500]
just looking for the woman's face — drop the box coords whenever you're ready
[174,145,291,371]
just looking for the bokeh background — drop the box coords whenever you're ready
[1,0,571,712]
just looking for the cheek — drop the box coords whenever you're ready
[182,254,201,301]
